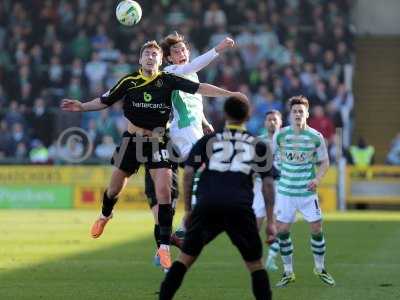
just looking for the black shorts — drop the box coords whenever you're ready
[182,204,262,262]
[111,131,171,175]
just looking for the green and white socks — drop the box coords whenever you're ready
[278,231,327,275]
[267,240,280,260]
[311,232,326,272]
[278,232,294,274]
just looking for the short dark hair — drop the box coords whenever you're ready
[288,95,309,109]
[160,32,189,59]
[265,109,282,119]
[224,96,250,123]
[139,40,162,57]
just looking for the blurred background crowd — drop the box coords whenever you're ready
[1,0,391,165]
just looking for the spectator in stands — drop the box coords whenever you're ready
[330,84,353,147]
[386,133,400,165]
[317,50,341,82]
[84,52,107,96]
[68,58,85,82]
[336,41,352,66]
[309,79,328,106]
[350,137,375,179]
[255,24,279,59]
[248,86,282,134]
[0,120,12,157]
[10,122,29,154]
[66,77,84,101]
[28,98,53,147]
[304,42,323,65]
[47,56,65,89]
[0,0,354,163]
[15,142,28,161]
[70,30,92,61]
[86,118,102,147]
[165,4,187,26]
[204,2,227,28]
[29,139,49,164]
[309,105,335,140]
[96,110,119,142]
[4,101,25,128]
[299,63,316,95]
[91,25,110,51]
[95,135,116,161]
[57,137,84,163]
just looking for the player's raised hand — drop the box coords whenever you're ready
[60,99,84,112]
[215,37,235,53]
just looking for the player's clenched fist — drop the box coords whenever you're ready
[215,37,235,53]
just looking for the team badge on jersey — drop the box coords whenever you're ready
[155,79,163,88]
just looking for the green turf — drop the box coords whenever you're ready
[0,210,399,300]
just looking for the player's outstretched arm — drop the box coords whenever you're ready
[168,37,234,75]
[60,98,107,112]
[197,83,248,102]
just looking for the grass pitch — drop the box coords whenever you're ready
[0,210,399,300]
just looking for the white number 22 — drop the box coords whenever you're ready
[209,141,253,174]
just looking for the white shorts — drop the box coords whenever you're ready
[252,179,277,219]
[275,193,322,224]
[169,124,204,159]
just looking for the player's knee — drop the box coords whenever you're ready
[276,222,291,234]
[309,220,322,234]
[156,184,171,202]
[245,260,264,273]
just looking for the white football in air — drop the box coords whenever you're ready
[116,0,142,26]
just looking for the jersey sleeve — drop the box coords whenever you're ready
[185,135,210,170]
[316,132,329,162]
[254,139,273,179]
[164,48,218,75]
[100,76,129,106]
[164,72,200,94]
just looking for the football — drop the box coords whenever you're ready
[115,0,142,26]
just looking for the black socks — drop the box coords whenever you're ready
[159,261,187,300]
[101,190,118,217]
[251,269,272,300]
[154,224,161,248]
[158,203,173,245]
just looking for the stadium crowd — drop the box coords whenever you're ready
[0,0,356,164]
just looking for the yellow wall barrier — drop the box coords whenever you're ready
[0,166,149,209]
[0,166,338,211]
[318,168,337,212]
[346,165,400,204]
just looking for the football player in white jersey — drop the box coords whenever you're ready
[252,110,282,272]
[148,32,235,266]
[161,32,234,156]
[273,96,335,287]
